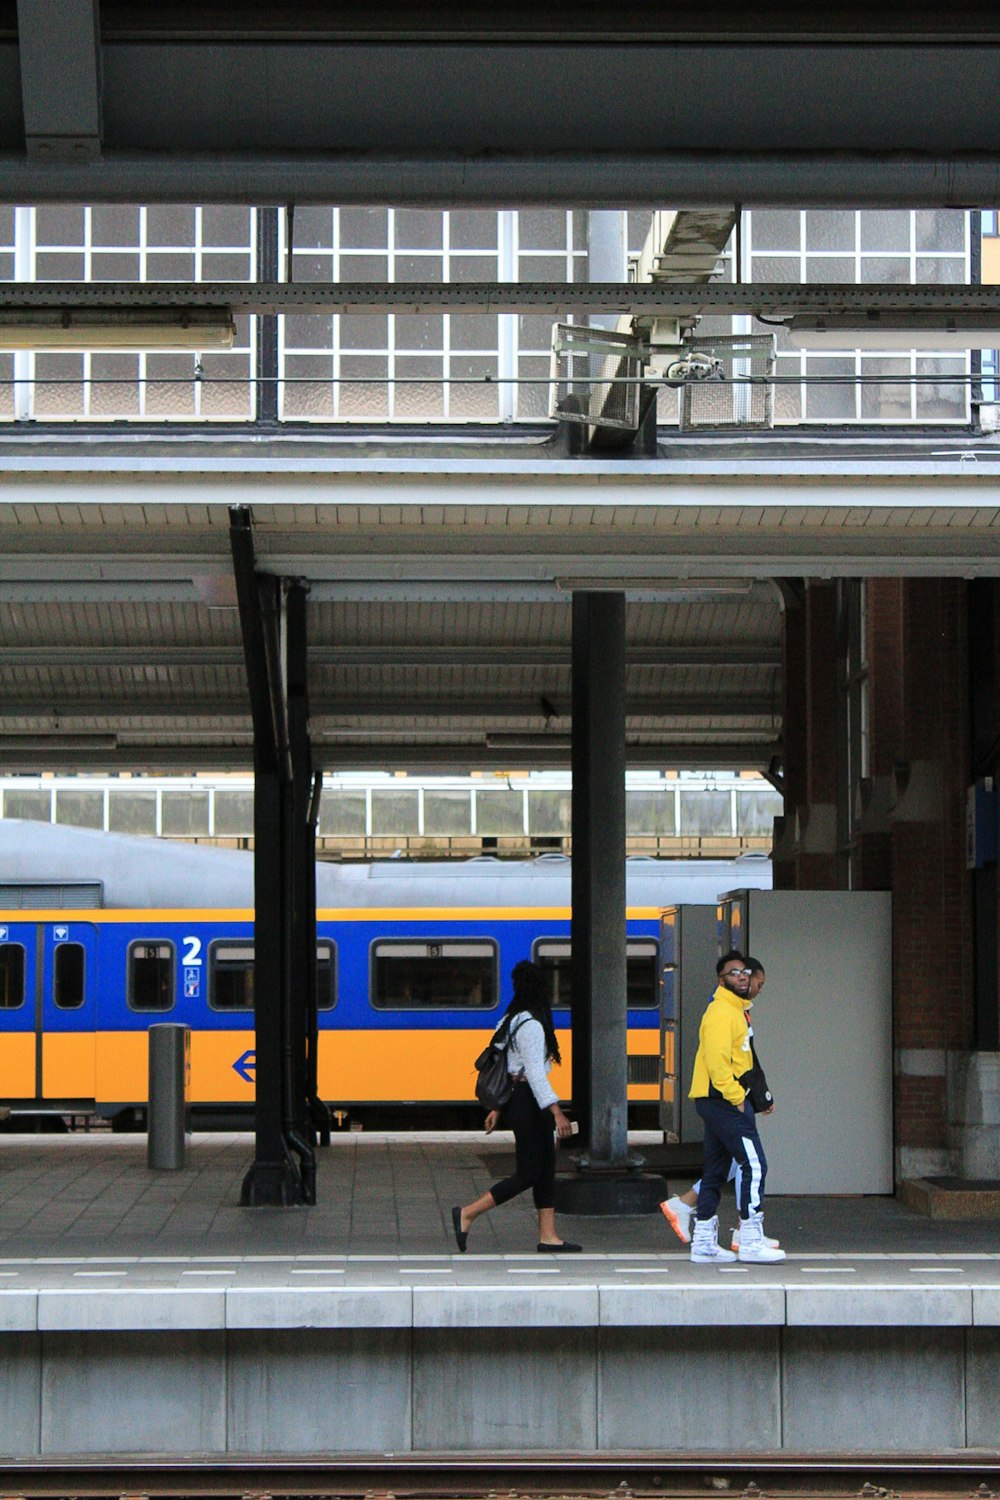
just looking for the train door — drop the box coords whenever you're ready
[40,922,97,1103]
[0,922,39,1099]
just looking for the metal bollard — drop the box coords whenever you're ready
[147,1024,190,1169]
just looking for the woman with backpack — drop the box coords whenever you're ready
[452,959,581,1254]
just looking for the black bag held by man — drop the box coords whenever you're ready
[474,1015,527,1111]
[742,1040,773,1113]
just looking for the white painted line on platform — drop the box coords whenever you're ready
[181,1269,236,1276]
[290,1268,345,1275]
[399,1267,453,1274]
[72,1270,127,1277]
[0,1272,19,1278]
[717,1267,750,1273]
[909,1265,965,1273]
[613,1267,670,1273]
[800,1267,856,1274]
[507,1266,562,1273]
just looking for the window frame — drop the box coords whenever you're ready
[127,938,176,1014]
[531,936,661,1011]
[53,940,86,1011]
[0,942,26,1011]
[207,937,338,1013]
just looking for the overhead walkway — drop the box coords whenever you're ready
[0,1132,996,1459]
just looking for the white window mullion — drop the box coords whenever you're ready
[13,207,34,419]
[498,211,516,421]
[387,208,396,421]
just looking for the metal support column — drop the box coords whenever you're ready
[969,579,1000,1050]
[556,591,665,1215]
[230,505,316,1205]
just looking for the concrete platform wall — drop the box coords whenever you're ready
[2,1319,999,1456]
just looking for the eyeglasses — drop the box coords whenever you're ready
[722,967,753,977]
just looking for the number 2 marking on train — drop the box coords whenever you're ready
[182,936,203,966]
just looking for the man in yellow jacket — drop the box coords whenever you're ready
[688,950,785,1265]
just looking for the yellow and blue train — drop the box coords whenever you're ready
[0,820,771,1126]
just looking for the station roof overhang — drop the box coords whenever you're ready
[1,428,999,776]
[2,2,1000,208]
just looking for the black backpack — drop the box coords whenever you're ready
[474,1014,528,1111]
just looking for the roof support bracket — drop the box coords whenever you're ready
[17,0,103,162]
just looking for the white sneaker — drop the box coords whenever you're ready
[660,1195,694,1245]
[690,1214,737,1263]
[730,1226,780,1253]
[736,1210,786,1263]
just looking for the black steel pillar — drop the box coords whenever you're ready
[557,591,666,1214]
[969,579,1000,1050]
[230,505,316,1205]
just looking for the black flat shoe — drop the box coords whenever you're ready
[537,1239,582,1253]
[451,1205,468,1253]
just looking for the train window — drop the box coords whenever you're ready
[128,941,175,1013]
[209,942,254,1011]
[371,940,496,1009]
[53,942,85,1010]
[0,944,25,1009]
[208,940,338,1012]
[532,938,660,1010]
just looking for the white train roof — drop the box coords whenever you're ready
[0,819,770,912]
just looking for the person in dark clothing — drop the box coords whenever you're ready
[452,959,581,1254]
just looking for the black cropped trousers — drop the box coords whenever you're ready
[489,1080,556,1210]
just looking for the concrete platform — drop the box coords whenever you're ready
[0,1133,998,1460]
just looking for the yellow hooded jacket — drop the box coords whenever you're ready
[688,984,753,1108]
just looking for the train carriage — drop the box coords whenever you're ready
[0,821,771,1126]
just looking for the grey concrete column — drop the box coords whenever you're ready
[570,590,629,1166]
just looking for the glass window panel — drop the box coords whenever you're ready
[861,357,911,419]
[145,353,196,417]
[860,257,910,284]
[395,254,442,283]
[283,313,333,349]
[395,357,444,419]
[372,940,496,1009]
[805,357,857,419]
[572,211,588,251]
[394,209,443,249]
[318,791,366,836]
[54,943,85,1010]
[90,251,140,281]
[34,353,85,416]
[0,353,11,417]
[626,789,676,836]
[423,791,472,836]
[517,314,555,352]
[145,252,195,281]
[56,790,104,828]
[146,205,196,246]
[35,205,85,244]
[527,789,572,835]
[750,210,801,252]
[371,789,419,835]
[199,352,253,418]
[0,205,14,242]
[4,790,51,821]
[449,313,497,352]
[201,252,251,281]
[514,355,551,419]
[450,355,499,419]
[915,210,965,252]
[202,206,252,244]
[449,210,499,250]
[35,252,85,279]
[532,939,659,1010]
[627,210,654,253]
[293,207,334,248]
[915,357,967,419]
[476,790,524,835]
[451,253,499,281]
[91,205,140,246]
[339,208,388,248]
[340,313,389,349]
[209,941,254,1011]
[282,354,334,419]
[317,941,337,1011]
[805,211,855,252]
[0,946,25,1009]
[292,252,332,283]
[128,940,175,1013]
[916,257,966,285]
[339,253,388,282]
[0,253,12,280]
[339,356,389,419]
[519,210,569,250]
[736,790,784,836]
[678,790,732,836]
[108,791,157,834]
[394,314,443,351]
[805,256,855,284]
[750,255,800,283]
[214,790,254,836]
[161,791,210,836]
[859,210,911,252]
[518,254,567,283]
[773,354,804,421]
[89,353,140,417]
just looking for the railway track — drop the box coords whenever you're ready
[0,1456,996,1500]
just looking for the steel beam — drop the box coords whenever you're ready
[15,0,102,162]
[0,694,779,720]
[4,281,1000,317]
[0,644,782,669]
